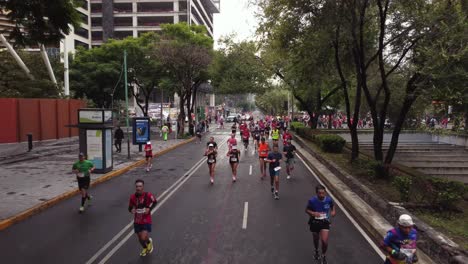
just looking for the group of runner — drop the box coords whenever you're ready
[71,115,419,262]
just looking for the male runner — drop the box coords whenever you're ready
[258,137,270,180]
[283,139,296,180]
[266,145,283,200]
[205,143,217,184]
[227,145,241,182]
[282,128,293,143]
[161,123,169,141]
[306,185,336,263]
[72,153,95,213]
[264,123,271,140]
[271,126,280,145]
[144,141,153,172]
[241,126,250,151]
[382,214,419,264]
[252,126,261,151]
[128,179,157,257]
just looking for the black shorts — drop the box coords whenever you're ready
[77,176,90,190]
[308,219,330,233]
[134,223,152,233]
[243,139,249,144]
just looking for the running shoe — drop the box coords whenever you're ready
[274,191,279,200]
[79,206,84,212]
[140,247,148,257]
[287,175,291,180]
[322,255,327,264]
[314,250,320,260]
[271,186,274,193]
[232,176,237,182]
[210,177,214,184]
[147,238,154,254]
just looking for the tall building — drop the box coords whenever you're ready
[90,0,219,47]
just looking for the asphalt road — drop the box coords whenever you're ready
[0,128,383,264]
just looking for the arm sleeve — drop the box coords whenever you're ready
[383,231,394,247]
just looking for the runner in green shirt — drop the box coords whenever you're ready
[72,153,95,213]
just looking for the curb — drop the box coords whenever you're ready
[0,137,196,231]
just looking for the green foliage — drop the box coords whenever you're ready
[393,176,413,202]
[290,121,304,131]
[426,178,467,211]
[254,86,289,115]
[210,37,269,95]
[0,50,62,98]
[1,0,81,46]
[315,134,346,153]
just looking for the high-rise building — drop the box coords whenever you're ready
[90,0,220,47]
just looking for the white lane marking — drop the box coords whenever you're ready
[295,153,386,260]
[242,202,249,229]
[87,138,229,264]
[249,165,252,175]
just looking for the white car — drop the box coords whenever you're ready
[226,115,236,122]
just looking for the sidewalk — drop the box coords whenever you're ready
[0,134,188,221]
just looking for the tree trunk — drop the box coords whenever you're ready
[186,92,194,135]
[464,103,468,132]
[350,126,359,160]
[177,94,185,136]
[311,114,319,129]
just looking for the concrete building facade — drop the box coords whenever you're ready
[90,0,219,46]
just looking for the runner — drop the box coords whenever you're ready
[271,126,280,145]
[239,121,247,138]
[161,123,169,141]
[306,184,336,263]
[258,137,270,180]
[206,136,218,151]
[72,153,95,213]
[227,133,238,151]
[241,126,250,151]
[252,126,261,151]
[144,141,153,172]
[205,143,217,184]
[128,179,157,257]
[382,214,418,264]
[283,139,296,180]
[264,123,271,140]
[266,145,283,200]
[227,145,241,182]
[231,122,237,135]
[282,128,293,143]
[196,124,203,143]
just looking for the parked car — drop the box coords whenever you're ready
[226,115,236,122]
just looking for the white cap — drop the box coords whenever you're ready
[397,214,414,227]
[147,141,151,145]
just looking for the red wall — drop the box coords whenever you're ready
[0,98,19,143]
[0,99,87,143]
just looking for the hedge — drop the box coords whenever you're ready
[315,134,346,153]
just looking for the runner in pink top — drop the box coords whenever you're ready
[227,133,238,151]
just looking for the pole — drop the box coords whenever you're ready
[124,50,130,159]
[161,88,163,129]
[0,34,34,80]
[39,44,58,86]
[63,40,70,96]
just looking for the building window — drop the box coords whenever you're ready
[91,31,103,41]
[137,16,173,27]
[113,31,133,39]
[75,27,89,39]
[79,13,89,26]
[179,15,187,22]
[91,3,102,13]
[179,1,188,12]
[114,3,132,13]
[75,39,89,49]
[77,0,88,10]
[114,17,133,27]
[91,17,102,27]
[137,2,173,13]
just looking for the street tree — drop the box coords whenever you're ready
[0,0,81,46]
[155,23,213,135]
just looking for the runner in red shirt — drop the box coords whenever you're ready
[144,141,153,172]
[282,128,293,143]
[242,127,250,151]
[128,179,157,256]
[227,133,238,151]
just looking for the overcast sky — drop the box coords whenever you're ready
[213,0,259,48]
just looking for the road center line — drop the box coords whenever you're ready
[295,151,385,260]
[87,137,229,264]
[249,165,252,175]
[242,202,249,229]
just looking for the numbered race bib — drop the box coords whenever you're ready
[76,172,84,178]
[208,159,215,163]
[274,166,281,172]
[136,208,146,214]
[230,157,238,162]
[315,213,327,220]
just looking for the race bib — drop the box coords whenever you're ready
[208,159,215,163]
[136,208,146,214]
[315,213,327,220]
[274,166,281,172]
[76,172,84,177]
[230,157,238,162]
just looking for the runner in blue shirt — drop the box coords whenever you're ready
[306,185,336,263]
[266,145,283,200]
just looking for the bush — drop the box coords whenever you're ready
[393,175,413,202]
[426,178,467,211]
[290,121,305,131]
[315,134,346,153]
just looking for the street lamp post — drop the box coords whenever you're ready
[124,50,131,159]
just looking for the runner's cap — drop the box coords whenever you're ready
[78,152,84,157]
[147,141,151,145]
[398,214,414,227]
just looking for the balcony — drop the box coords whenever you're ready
[114,17,133,27]
[137,2,173,13]
[91,3,102,13]
[137,16,173,27]
[114,3,133,13]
